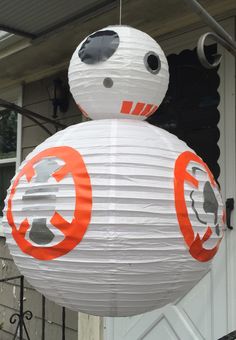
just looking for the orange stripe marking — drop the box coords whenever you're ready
[120,101,133,114]
[120,101,158,117]
[140,104,153,116]
[131,102,145,115]
[77,104,89,118]
[147,105,158,116]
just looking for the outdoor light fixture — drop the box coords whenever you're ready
[49,78,69,119]
[3,26,225,317]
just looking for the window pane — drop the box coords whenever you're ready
[0,110,17,159]
[0,164,15,216]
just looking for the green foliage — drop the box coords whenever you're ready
[0,110,17,159]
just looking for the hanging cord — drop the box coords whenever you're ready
[119,0,122,25]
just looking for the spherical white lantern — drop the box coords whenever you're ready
[3,120,224,317]
[68,26,169,120]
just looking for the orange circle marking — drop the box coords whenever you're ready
[6,146,92,261]
[174,151,223,262]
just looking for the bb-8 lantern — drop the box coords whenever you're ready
[3,26,224,317]
[68,25,169,120]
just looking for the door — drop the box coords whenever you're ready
[104,19,236,340]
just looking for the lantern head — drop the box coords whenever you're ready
[68,25,169,120]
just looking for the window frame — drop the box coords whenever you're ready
[0,86,22,235]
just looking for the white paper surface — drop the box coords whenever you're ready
[3,120,224,316]
[68,26,169,120]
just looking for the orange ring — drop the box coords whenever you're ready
[7,146,92,260]
[174,151,223,262]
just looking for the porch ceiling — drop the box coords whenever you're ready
[0,0,235,90]
[0,0,116,39]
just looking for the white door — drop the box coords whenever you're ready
[104,19,236,340]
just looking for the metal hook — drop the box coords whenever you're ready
[197,32,236,69]
[183,0,236,69]
[197,32,221,69]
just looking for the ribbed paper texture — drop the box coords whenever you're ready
[3,120,224,316]
[68,26,169,120]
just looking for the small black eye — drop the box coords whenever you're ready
[79,30,119,65]
[144,51,161,74]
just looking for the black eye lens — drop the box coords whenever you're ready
[144,51,161,74]
[79,30,119,65]
[147,55,159,70]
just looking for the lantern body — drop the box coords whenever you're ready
[68,26,169,120]
[3,120,224,317]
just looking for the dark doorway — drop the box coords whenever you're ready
[148,44,220,180]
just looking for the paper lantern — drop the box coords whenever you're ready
[3,119,224,317]
[68,25,169,120]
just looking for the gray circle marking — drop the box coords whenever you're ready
[103,77,113,88]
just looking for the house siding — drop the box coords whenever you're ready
[0,70,82,339]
